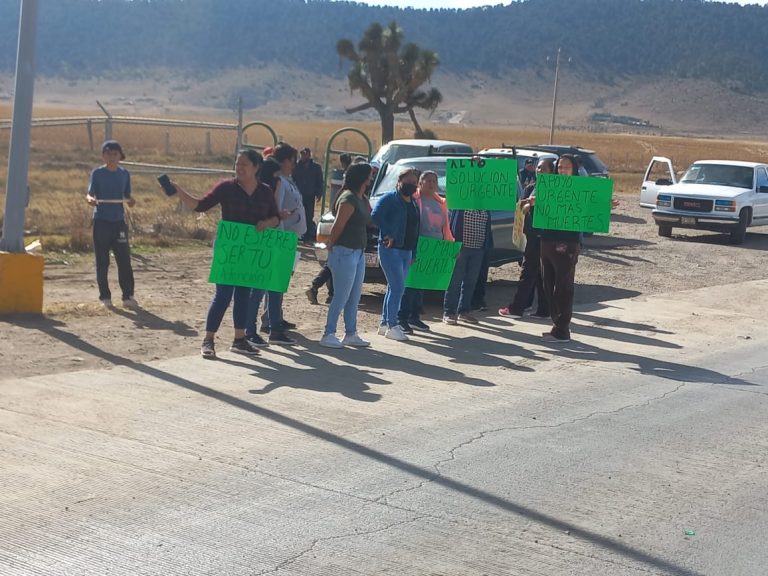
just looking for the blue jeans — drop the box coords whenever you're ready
[324,246,365,336]
[246,289,283,335]
[378,245,412,328]
[205,284,250,333]
[398,288,423,322]
[444,246,485,315]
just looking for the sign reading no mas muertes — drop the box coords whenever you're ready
[405,236,463,291]
[445,158,519,210]
[532,174,614,233]
[209,220,298,292]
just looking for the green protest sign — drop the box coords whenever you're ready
[532,174,613,233]
[405,236,463,290]
[445,157,519,210]
[208,220,297,292]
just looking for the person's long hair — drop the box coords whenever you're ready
[342,163,373,194]
[260,158,281,190]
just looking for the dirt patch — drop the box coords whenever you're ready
[2,195,767,380]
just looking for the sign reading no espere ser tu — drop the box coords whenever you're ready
[532,174,613,233]
[208,220,297,292]
[405,236,463,290]
[445,158,519,210]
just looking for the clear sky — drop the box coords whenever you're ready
[344,0,764,7]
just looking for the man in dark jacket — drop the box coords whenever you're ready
[293,147,324,242]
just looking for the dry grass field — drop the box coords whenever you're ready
[2,105,768,252]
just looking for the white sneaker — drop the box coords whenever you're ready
[385,325,409,342]
[319,334,344,348]
[99,298,113,308]
[377,325,387,336]
[342,333,370,348]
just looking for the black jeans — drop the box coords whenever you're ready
[311,265,334,297]
[508,234,548,316]
[540,239,580,339]
[302,192,317,241]
[93,219,134,301]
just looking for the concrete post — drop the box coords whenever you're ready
[1,0,39,253]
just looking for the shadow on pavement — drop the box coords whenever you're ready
[17,318,711,576]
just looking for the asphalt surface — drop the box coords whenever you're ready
[1,281,767,576]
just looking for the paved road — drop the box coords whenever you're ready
[1,281,767,575]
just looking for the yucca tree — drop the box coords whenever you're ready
[337,21,442,144]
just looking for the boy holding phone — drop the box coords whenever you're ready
[86,140,138,308]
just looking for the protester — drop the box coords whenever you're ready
[257,142,305,344]
[371,167,420,341]
[443,205,492,326]
[397,170,453,333]
[319,163,374,348]
[536,153,582,342]
[86,140,138,309]
[519,157,536,189]
[167,149,279,359]
[293,147,324,243]
[499,158,554,319]
[244,158,283,348]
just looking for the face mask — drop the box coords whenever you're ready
[399,182,417,197]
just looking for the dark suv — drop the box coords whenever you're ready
[520,145,609,177]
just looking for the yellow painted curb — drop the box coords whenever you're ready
[0,252,44,314]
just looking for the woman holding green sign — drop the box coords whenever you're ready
[319,163,374,349]
[397,170,453,333]
[167,149,280,359]
[537,154,582,343]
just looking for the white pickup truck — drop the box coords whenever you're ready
[641,157,768,244]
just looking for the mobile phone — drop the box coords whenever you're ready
[157,174,176,196]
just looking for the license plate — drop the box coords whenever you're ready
[365,252,380,267]
[681,216,696,225]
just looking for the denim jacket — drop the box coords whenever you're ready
[371,190,420,252]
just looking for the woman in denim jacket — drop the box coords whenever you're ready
[370,167,420,342]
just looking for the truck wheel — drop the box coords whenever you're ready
[729,208,750,244]
[658,224,672,238]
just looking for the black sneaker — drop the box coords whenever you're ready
[281,319,297,330]
[246,333,268,348]
[409,319,431,331]
[269,332,296,345]
[230,338,260,356]
[398,321,414,334]
[201,339,216,360]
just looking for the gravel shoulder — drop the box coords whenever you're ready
[2,193,767,380]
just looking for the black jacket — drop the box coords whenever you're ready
[293,159,324,199]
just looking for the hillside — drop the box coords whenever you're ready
[2,0,768,137]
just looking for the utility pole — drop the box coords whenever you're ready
[1,0,39,253]
[0,0,44,315]
[548,48,561,146]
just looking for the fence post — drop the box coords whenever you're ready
[165,131,171,156]
[236,96,243,154]
[86,119,94,151]
[205,131,212,156]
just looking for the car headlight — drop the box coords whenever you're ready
[714,199,736,212]
[657,194,672,208]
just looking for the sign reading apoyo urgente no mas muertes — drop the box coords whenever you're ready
[532,174,614,233]
[445,157,519,210]
[208,220,297,292]
[405,236,463,290]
